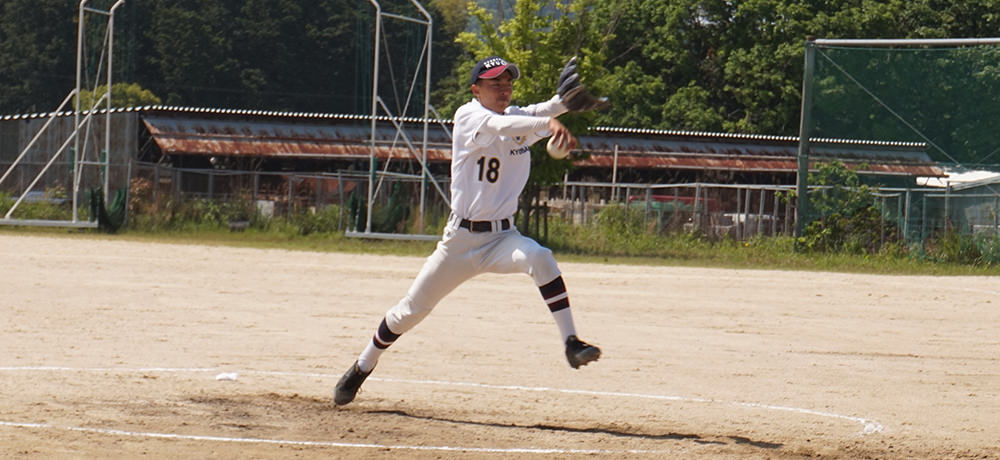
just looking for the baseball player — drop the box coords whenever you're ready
[334,55,609,406]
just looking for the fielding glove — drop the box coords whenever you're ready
[556,56,610,112]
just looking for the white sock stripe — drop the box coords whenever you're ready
[545,292,569,304]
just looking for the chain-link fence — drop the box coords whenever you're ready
[13,160,987,245]
[877,187,1000,241]
[547,181,1000,245]
[129,162,453,233]
[550,181,796,240]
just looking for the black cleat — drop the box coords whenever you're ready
[565,335,601,369]
[333,361,372,405]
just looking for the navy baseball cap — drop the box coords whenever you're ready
[469,56,521,85]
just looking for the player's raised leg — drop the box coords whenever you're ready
[539,275,601,368]
[486,232,601,368]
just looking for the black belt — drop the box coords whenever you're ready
[459,218,511,232]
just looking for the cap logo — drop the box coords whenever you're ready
[482,57,507,69]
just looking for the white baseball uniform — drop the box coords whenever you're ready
[336,58,600,403]
[383,95,569,335]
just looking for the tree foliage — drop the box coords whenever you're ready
[0,0,464,114]
[76,82,162,110]
[0,0,76,113]
[3,0,998,137]
[589,0,1000,135]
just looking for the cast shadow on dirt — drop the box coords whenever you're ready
[367,409,782,449]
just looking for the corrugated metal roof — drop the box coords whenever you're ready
[575,132,944,177]
[575,153,942,176]
[7,105,936,177]
[142,113,453,161]
[591,126,926,148]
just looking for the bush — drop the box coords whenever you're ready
[918,231,1000,267]
[975,235,1000,266]
[548,204,712,257]
[0,187,82,221]
[797,161,901,255]
[292,205,343,236]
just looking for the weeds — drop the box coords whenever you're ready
[5,183,1000,275]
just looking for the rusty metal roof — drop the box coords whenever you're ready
[576,128,945,177]
[142,111,453,161]
[575,153,943,176]
[51,105,939,177]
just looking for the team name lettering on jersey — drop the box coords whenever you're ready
[509,145,531,156]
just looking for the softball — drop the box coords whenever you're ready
[546,136,571,159]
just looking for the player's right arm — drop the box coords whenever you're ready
[481,114,550,138]
[455,101,551,149]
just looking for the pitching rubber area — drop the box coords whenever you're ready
[1,233,998,458]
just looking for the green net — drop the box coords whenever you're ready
[811,44,1000,167]
[802,41,1000,245]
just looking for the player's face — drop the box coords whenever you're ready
[471,71,514,113]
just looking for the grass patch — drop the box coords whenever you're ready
[5,190,998,275]
[3,223,998,276]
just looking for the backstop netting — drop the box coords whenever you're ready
[800,38,1000,242]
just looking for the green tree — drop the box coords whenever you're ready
[0,0,76,113]
[76,82,162,110]
[143,0,240,106]
[589,0,1000,136]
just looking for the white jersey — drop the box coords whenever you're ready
[450,95,567,221]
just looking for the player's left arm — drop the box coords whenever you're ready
[515,95,568,118]
[554,56,610,112]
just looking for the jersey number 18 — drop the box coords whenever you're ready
[476,156,500,183]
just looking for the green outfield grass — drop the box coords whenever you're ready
[3,224,998,276]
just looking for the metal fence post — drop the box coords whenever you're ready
[785,195,793,235]
[288,174,295,217]
[174,168,181,201]
[735,187,743,240]
[317,176,323,208]
[693,182,702,231]
[921,194,927,243]
[795,39,816,237]
[758,188,766,237]
[771,190,779,235]
[944,184,951,235]
[903,189,911,241]
[644,185,651,226]
[153,165,159,207]
[338,171,344,230]
[744,187,752,239]
[880,195,886,247]
[252,173,259,202]
[543,202,548,242]
[572,184,578,224]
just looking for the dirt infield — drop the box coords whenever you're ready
[1,233,998,459]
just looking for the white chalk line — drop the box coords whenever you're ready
[368,376,885,436]
[0,365,884,452]
[0,420,661,455]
